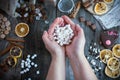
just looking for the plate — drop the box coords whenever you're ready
[81,0,114,15]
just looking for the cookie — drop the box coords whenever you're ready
[0,13,11,39]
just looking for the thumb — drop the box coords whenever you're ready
[75,24,84,36]
[42,31,49,43]
[75,24,81,32]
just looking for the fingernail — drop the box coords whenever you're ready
[43,31,46,34]
[76,24,79,26]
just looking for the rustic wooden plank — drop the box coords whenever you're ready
[0,8,21,80]
[0,0,120,80]
[21,0,57,80]
[56,0,120,80]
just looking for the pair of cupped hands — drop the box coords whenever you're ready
[42,15,86,58]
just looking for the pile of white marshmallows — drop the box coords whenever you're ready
[20,54,39,74]
[53,24,74,46]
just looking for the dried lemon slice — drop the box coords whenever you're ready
[103,0,114,4]
[5,56,17,67]
[10,46,22,58]
[100,49,113,63]
[112,44,120,58]
[94,2,108,15]
[105,66,120,78]
[15,23,29,37]
[107,57,120,71]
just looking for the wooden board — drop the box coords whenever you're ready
[0,0,120,80]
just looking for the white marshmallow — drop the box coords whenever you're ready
[21,65,24,68]
[53,24,74,46]
[34,64,38,67]
[26,68,29,72]
[31,62,34,66]
[36,70,40,74]
[28,65,31,68]
[20,71,24,74]
[28,78,31,80]
[27,55,30,58]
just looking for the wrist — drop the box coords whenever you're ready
[52,52,65,60]
[68,50,85,59]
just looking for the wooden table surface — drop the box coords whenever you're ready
[0,0,120,80]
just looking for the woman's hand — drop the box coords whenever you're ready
[42,17,65,58]
[62,15,86,58]
[66,24,86,58]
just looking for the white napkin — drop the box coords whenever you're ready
[94,0,120,30]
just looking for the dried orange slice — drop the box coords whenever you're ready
[10,46,22,58]
[103,0,114,4]
[94,2,108,15]
[5,56,17,67]
[105,66,120,78]
[107,57,120,71]
[112,44,120,58]
[100,49,113,63]
[15,23,29,37]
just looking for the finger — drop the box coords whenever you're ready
[42,31,49,43]
[62,15,76,34]
[62,15,75,28]
[48,17,64,34]
[75,24,81,32]
[75,24,84,36]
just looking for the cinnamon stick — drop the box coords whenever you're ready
[83,0,92,8]
[10,42,24,49]
[0,44,13,57]
[6,38,25,43]
[69,1,81,18]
